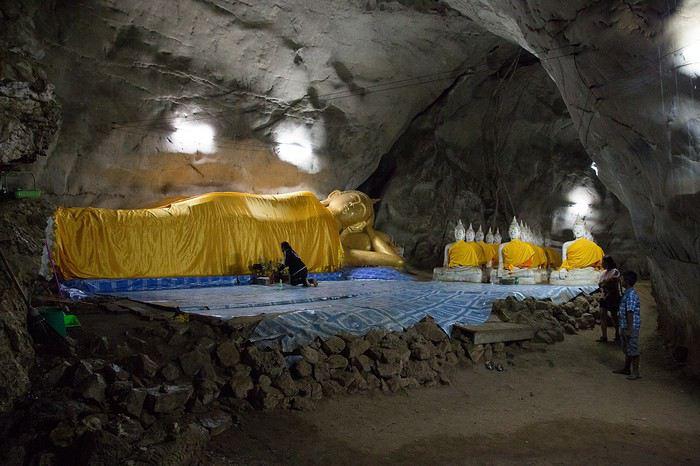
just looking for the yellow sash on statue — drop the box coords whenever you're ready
[502,239,535,270]
[560,238,604,270]
[545,247,562,269]
[531,244,548,268]
[448,241,484,267]
[476,241,495,266]
[488,243,500,266]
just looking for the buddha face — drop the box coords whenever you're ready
[485,230,494,244]
[573,222,586,239]
[454,221,466,241]
[475,227,484,242]
[322,190,375,230]
[494,231,502,244]
[465,227,475,242]
[509,224,521,240]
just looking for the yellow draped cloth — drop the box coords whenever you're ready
[488,243,500,266]
[560,238,604,270]
[53,191,344,279]
[545,247,562,269]
[531,244,548,268]
[501,239,535,270]
[448,241,484,267]
[476,242,495,266]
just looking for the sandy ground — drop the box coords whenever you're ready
[206,282,700,465]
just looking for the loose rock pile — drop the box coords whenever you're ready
[0,292,600,465]
[492,293,601,344]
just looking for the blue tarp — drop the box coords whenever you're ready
[97,279,595,352]
[62,267,414,294]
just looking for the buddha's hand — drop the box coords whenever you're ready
[558,269,568,279]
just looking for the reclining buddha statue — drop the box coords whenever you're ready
[433,220,486,283]
[497,217,541,284]
[550,217,604,285]
[321,190,405,269]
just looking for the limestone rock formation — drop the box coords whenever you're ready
[444,0,700,372]
[1,0,695,372]
[0,200,53,413]
[0,1,61,165]
[25,0,503,207]
[363,49,641,270]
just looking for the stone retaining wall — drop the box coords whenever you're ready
[0,293,599,465]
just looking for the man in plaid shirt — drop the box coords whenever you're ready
[613,271,642,380]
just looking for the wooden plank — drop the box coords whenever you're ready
[453,322,534,345]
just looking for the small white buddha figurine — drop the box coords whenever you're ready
[551,217,604,285]
[497,217,538,284]
[494,228,502,244]
[485,227,494,244]
[434,220,485,283]
[475,225,484,242]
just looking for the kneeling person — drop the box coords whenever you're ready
[280,242,318,287]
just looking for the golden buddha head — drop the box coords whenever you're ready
[321,190,377,232]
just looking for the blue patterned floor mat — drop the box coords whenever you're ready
[100,280,595,352]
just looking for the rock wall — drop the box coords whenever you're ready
[0,1,61,413]
[0,1,61,165]
[26,0,506,207]
[362,50,642,271]
[0,200,53,413]
[445,0,700,370]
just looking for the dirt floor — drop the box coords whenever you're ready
[205,282,700,465]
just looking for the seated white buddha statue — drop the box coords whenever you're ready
[433,221,485,283]
[497,217,540,284]
[523,223,549,283]
[485,227,499,261]
[550,217,604,285]
[474,225,495,268]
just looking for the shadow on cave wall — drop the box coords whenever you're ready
[361,48,643,273]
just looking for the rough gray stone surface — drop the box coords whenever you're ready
[444,0,700,373]
[364,53,643,272]
[24,0,503,207]
[0,1,61,165]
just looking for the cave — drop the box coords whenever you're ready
[1,0,698,464]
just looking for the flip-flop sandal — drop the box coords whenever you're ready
[496,364,504,372]
[485,361,494,370]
